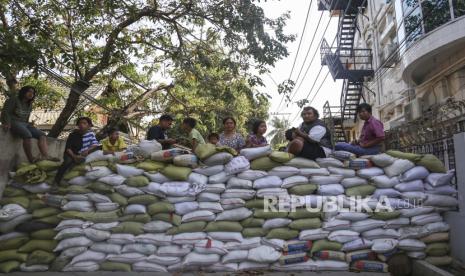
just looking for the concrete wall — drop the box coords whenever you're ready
[0,131,65,197]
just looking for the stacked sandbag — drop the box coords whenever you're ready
[2,143,457,272]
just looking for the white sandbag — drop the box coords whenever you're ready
[63,261,99,272]
[122,244,157,255]
[336,212,370,221]
[125,204,147,215]
[182,210,215,222]
[204,152,234,166]
[62,201,94,212]
[146,255,180,265]
[395,180,424,192]
[0,214,31,233]
[19,264,48,272]
[133,261,167,272]
[175,202,199,216]
[423,222,450,234]
[222,250,249,264]
[221,189,256,200]
[323,219,351,231]
[150,148,186,162]
[256,188,289,198]
[55,237,93,252]
[188,172,208,185]
[173,154,198,168]
[70,250,106,265]
[314,260,349,271]
[399,166,429,182]
[268,166,300,178]
[197,192,221,202]
[240,145,272,160]
[341,238,373,252]
[205,263,238,272]
[61,247,88,258]
[426,170,455,187]
[68,176,90,186]
[144,172,170,183]
[84,228,111,242]
[96,202,119,212]
[205,183,226,194]
[384,217,410,229]
[362,228,400,240]
[226,177,253,189]
[351,219,385,233]
[183,252,220,266]
[106,253,146,264]
[425,184,457,195]
[21,182,51,193]
[316,158,343,168]
[199,202,224,213]
[371,238,399,253]
[310,175,344,185]
[193,165,224,176]
[370,154,396,167]
[328,230,360,243]
[318,184,344,196]
[261,238,285,250]
[408,251,426,259]
[271,260,317,271]
[225,156,251,175]
[238,261,269,270]
[108,234,136,245]
[143,221,173,233]
[341,177,368,188]
[55,219,86,231]
[299,168,330,177]
[263,218,292,229]
[402,191,427,200]
[282,175,308,188]
[99,174,126,186]
[398,239,426,251]
[115,185,144,197]
[161,181,205,197]
[411,213,442,226]
[221,198,245,210]
[90,243,122,254]
[86,193,111,203]
[253,175,283,189]
[328,167,356,178]
[172,232,206,245]
[209,171,231,184]
[138,139,162,157]
[66,194,88,201]
[194,239,228,255]
[358,167,385,178]
[85,166,113,180]
[248,245,281,263]
[135,233,172,246]
[384,159,415,177]
[0,232,26,241]
[139,182,164,197]
[157,245,192,257]
[224,237,262,250]
[237,170,268,180]
[372,188,401,199]
[116,164,144,177]
[0,204,26,221]
[208,232,243,242]
[371,175,400,188]
[216,207,252,221]
[85,150,110,163]
[424,194,458,207]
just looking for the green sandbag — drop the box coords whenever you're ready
[288,184,318,195]
[18,240,57,253]
[0,261,20,273]
[36,215,61,225]
[29,199,47,210]
[125,175,150,187]
[243,227,269,237]
[0,250,28,262]
[288,208,321,219]
[386,150,422,163]
[254,209,288,219]
[50,257,70,272]
[89,160,110,167]
[0,196,29,208]
[148,202,175,215]
[245,199,265,209]
[152,213,181,226]
[204,221,243,232]
[216,146,238,156]
[136,161,166,172]
[36,160,61,172]
[0,237,29,251]
[58,185,91,194]
[161,165,192,181]
[266,228,299,240]
[418,154,447,173]
[425,243,449,256]
[269,151,295,163]
[31,229,57,240]
[195,143,217,160]
[32,207,61,219]
[88,182,115,194]
[100,261,132,272]
[110,193,128,206]
[112,222,144,235]
[284,157,320,168]
[2,186,27,197]
[167,221,206,235]
[371,210,400,220]
[250,157,280,171]
[289,218,322,230]
[118,214,151,223]
[26,250,55,265]
[345,185,376,197]
[63,170,82,181]
[311,239,342,254]
[15,164,38,176]
[59,210,121,223]
[128,194,159,205]
[241,217,265,228]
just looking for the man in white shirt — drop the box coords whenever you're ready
[287,106,332,160]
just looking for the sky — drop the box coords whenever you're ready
[256,0,343,126]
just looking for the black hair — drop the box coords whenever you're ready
[285,129,294,141]
[222,117,236,126]
[159,114,174,122]
[18,86,36,104]
[252,120,266,135]
[183,117,197,128]
[208,133,219,140]
[106,127,119,135]
[76,117,93,127]
[357,103,372,113]
[301,106,319,119]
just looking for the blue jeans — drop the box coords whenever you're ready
[335,142,381,156]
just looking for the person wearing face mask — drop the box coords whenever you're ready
[218,117,245,151]
[287,106,332,160]
[335,103,384,156]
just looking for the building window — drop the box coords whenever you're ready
[422,0,451,33]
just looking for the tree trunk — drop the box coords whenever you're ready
[48,81,89,138]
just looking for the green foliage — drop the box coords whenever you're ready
[268,116,290,149]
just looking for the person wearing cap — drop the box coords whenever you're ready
[147,114,176,149]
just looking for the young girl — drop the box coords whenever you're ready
[246,120,268,148]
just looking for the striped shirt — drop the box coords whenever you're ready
[79,131,99,153]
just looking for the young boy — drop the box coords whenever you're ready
[207,133,219,146]
[54,117,99,185]
[181,117,205,151]
[101,127,127,155]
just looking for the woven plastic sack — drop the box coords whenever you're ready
[285,158,320,168]
[204,152,234,166]
[251,157,280,171]
[426,170,455,187]
[399,166,429,182]
[173,154,198,168]
[225,156,250,175]
[269,151,294,163]
[116,164,144,178]
[240,145,272,161]
[194,143,217,160]
[151,148,187,162]
[384,159,415,177]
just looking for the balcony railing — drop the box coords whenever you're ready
[318,0,368,11]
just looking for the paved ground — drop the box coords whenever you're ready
[0,272,389,276]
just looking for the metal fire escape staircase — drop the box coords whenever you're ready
[320,0,373,143]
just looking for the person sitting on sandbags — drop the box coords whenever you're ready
[286,106,331,160]
[101,127,127,155]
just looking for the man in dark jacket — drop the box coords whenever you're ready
[146,114,176,150]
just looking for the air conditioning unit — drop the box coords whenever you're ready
[404,97,423,122]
